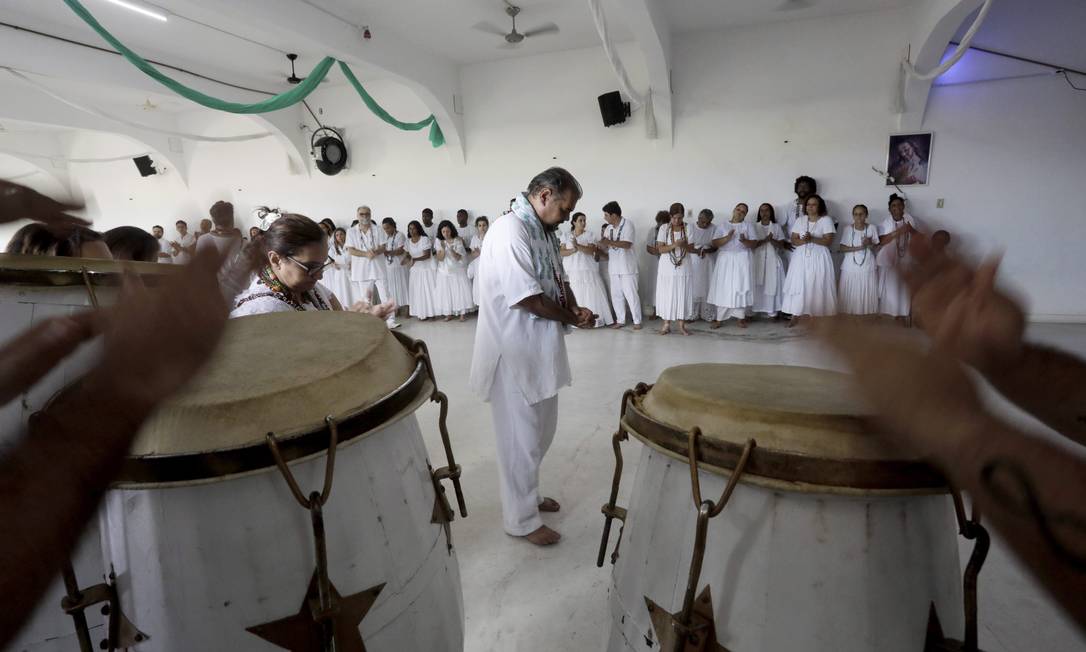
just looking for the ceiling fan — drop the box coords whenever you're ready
[472,1,560,48]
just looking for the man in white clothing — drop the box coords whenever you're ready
[169,219,196,265]
[151,225,172,264]
[598,201,642,329]
[469,167,595,546]
[346,205,399,328]
[421,208,438,242]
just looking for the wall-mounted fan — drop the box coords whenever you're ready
[472,1,560,48]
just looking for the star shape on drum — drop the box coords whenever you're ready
[246,571,385,652]
[645,586,730,652]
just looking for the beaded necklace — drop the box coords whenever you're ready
[667,223,688,267]
[894,216,910,259]
[234,266,330,312]
[851,224,869,266]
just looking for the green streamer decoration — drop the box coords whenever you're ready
[62,0,333,114]
[339,62,445,148]
[61,0,445,148]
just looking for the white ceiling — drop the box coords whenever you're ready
[661,0,910,33]
[950,0,1086,74]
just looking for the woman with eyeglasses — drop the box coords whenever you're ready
[230,213,395,320]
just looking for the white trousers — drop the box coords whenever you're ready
[354,279,397,325]
[609,273,642,325]
[715,306,748,321]
[488,361,559,536]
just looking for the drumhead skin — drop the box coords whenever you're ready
[629,364,947,494]
[118,312,430,486]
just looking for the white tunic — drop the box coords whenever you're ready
[383,230,410,306]
[751,222,786,314]
[435,237,475,315]
[406,236,438,319]
[422,223,438,244]
[707,221,754,310]
[839,224,880,315]
[604,218,637,277]
[346,224,387,282]
[655,224,695,321]
[156,238,172,264]
[326,243,354,306]
[561,230,614,328]
[470,214,571,405]
[171,232,196,265]
[230,275,336,318]
[877,213,920,317]
[779,199,806,238]
[781,216,838,317]
[689,224,715,302]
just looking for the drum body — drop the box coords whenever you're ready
[0,255,169,652]
[102,311,464,651]
[604,364,963,652]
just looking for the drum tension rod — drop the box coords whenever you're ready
[646,428,756,652]
[59,560,149,652]
[925,490,990,652]
[254,419,385,652]
[597,385,648,567]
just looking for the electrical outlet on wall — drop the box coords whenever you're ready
[937,198,945,208]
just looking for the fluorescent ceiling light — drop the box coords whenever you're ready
[101,0,169,22]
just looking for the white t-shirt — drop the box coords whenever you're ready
[876,214,920,268]
[169,232,196,265]
[560,230,599,273]
[156,238,172,263]
[383,231,406,265]
[714,221,755,253]
[790,216,837,242]
[436,237,468,273]
[346,224,387,282]
[779,199,806,236]
[604,218,637,276]
[406,236,436,271]
[194,231,241,260]
[469,213,571,404]
[422,223,438,243]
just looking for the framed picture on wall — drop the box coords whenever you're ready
[886,132,933,186]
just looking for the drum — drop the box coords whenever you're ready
[0,254,173,652]
[91,311,467,651]
[598,364,976,652]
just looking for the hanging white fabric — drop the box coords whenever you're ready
[0,147,153,163]
[3,67,273,143]
[586,0,644,110]
[903,0,993,81]
[0,170,41,181]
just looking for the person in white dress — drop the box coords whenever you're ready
[434,220,475,321]
[169,220,196,265]
[381,217,410,315]
[467,216,489,307]
[838,204,881,316]
[877,193,921,323]
[559,212,615,328]
[690,209,718,322]
[469,167,595,546]
[151,225,172,264]
[639,210,669,321]
[781,194,838,324]
[230,213,394,320]
[598,201,642,330]
[326,227,354,307]
[708,203,757,328]
[655,202,695,336]
[778,176,818,317]
[346,206,398,329]
[751,203,786,318]
[405,221,438,321]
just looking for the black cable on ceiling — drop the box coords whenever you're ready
[948,40,1086,78]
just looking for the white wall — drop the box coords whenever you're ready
[3,6,1084,316]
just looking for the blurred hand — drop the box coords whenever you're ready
[348,299,397,321]
[907,236,1026,375]
[85,246,229,415]
[573,306,596,328]
[817,319,984,463]
[0,313,99,406]
[0,180,89,230]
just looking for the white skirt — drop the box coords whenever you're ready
[839,261,879,315]
[781,246,838,317]
[409,266,438,319]
[654,268,695,321]
[689,252,711,302]
[878,265,910,316]
[385,260,410,307]
[435,269,475,315]
[752,254,784,316]
[707,251,753,310]
[325,266,354,307]
[569,268,615,328]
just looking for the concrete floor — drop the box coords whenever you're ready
[403,317,1086,652]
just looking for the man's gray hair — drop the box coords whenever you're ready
[526,167,582,200]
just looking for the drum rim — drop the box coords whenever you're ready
[0,253,173,287]
[623,392,949,495]
[111,355,433,487]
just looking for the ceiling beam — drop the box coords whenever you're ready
[618,0,673,146]
[899,0,985,130]
[0,132,73,199]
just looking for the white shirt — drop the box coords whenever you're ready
[230,275,336,318]
[876,213,919,268]
[170,232,196,265]
[779,199,806,237]
[469,213,571,405]
[604,218,637,276]
[715,221,755,253]
[384,231,407,265]
[346,224,388,282]
[406,236,436,271]
[422,223,438,243]
[156,238,172,264]
[560,230,599,273]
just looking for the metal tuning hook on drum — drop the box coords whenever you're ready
[925,490,990,652]
[597,384,648,568]
[645,428,755,652]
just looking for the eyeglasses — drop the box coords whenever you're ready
[286,255,333,277]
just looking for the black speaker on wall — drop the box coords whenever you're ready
[133,155,158,177]
[598,91,630,127]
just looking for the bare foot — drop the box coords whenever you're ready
[738,319,749,329]
[678,323,690,336]
[443,315,453,322]
[610,323,624,330]
[523,525,562,546]
[710,321,722,330]
[459,315,466,322]
[787,317,799,328]
[659,325,671,335]
[539,497,561,512]
[632,324,643,331]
